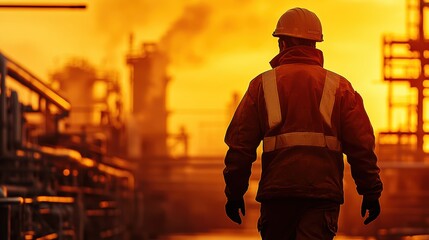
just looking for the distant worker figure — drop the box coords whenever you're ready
[223,7,383,239]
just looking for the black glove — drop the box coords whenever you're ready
[225,198,245,224]
[361,197,380,225]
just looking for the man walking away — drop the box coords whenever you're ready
[223,7,383,240]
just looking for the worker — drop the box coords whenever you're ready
[223,7,383,239]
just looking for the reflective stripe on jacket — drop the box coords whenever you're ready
[261,68,341,153]
[223,46,383,203]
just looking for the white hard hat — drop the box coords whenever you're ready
[273,7,323,42]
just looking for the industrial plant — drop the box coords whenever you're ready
[2,0,429,239]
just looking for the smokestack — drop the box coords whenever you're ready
[126,43,169,158]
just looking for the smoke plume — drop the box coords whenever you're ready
[160,2,212,66]
[93,0,276,67]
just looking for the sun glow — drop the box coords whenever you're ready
[0,0,407,155]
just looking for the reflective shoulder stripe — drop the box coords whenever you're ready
[319,70,340,128]
[263,132,341,152]
[262,69,282,129]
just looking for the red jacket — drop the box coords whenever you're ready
[224,46,383,203]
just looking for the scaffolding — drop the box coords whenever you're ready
[379,0,429,162]
[369,1,429,238]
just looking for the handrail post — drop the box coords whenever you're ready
[0,54,7,156]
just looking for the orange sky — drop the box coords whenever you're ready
[0,0,408,155]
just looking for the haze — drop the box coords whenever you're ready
[0,0,406,155]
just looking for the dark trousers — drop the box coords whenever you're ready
[258,198,340,240]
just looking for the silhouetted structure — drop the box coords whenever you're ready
[0,53,139,240]
[51,60,126,157]
[341,0,429,238]
[126,43,170,158]
[379,0,429,161]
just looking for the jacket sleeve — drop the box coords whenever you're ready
[340,89,383,200]
[223,82,263,200]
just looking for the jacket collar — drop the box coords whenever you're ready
[269,46,324,68]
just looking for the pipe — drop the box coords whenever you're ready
[38,146,135,188]
[0,4,86,9]
[6,57,71,112]
[0,186,11,240]
[0,54,7,156]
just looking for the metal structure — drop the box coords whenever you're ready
[374,0,429,237]
[0,3,86,9]
[126,43,170,158]
[340,0,429,238]
[0,53,140,240]
[0,38,222,239]
[379,0,429,161]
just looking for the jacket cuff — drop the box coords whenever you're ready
[225,187,244,201]
[363,193,381,201]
